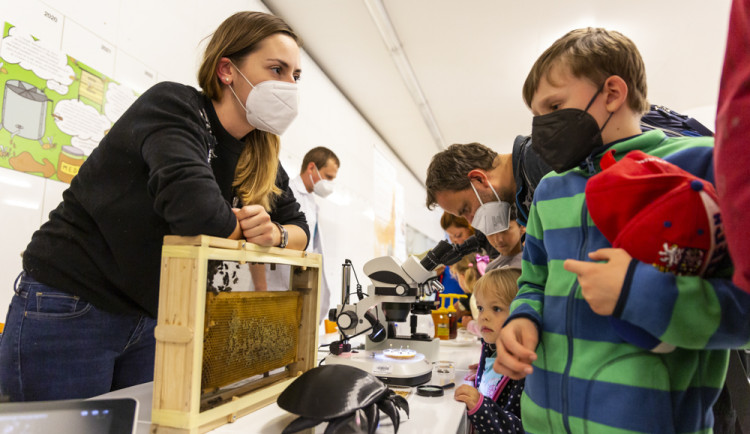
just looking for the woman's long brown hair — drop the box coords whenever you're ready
[198,11,299,210]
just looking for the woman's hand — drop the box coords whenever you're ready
[233,205,279,247]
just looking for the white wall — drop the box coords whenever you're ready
[0,0,445,324]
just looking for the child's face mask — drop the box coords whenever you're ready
[530,82,613,173]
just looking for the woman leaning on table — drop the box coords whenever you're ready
[0,11,309,402]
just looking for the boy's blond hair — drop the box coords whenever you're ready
[473,267,521,308]
[522,27,649,115]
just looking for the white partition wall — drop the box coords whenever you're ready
[0,0,444,324]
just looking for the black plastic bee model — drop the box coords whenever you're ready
[277,364,409,433]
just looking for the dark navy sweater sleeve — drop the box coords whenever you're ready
[467,379,524,434]
[469,341,525,433]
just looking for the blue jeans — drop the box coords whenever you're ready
[0,272,156,401]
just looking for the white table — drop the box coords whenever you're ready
[99,335,482,433]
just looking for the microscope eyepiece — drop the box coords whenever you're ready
[419,240,454,271]
[420,236,481,270]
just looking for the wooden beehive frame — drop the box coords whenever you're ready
[151,235,321,433]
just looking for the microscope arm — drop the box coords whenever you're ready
[331,255,442,345]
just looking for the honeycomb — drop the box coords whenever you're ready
[201,291,302,391]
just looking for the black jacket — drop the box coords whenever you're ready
[23,82,308,317]
[511,135,552,226]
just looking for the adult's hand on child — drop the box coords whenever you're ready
[494,318,538,380]
[454,384,481,410]
[233,205,278,247]
[563,248,631,316]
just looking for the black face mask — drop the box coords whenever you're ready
[531,84,613,173]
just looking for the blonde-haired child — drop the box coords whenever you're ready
[449,254,489,327]
[449,254,484,295]
[454,267,524,433]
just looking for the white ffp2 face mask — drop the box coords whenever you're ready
[470,181,511,235]
[227,61,299,135]
[310,164,334,198]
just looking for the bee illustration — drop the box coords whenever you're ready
[41,137,58,150]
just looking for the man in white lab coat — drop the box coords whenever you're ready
[289,147,340,323]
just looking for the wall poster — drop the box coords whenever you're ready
[0,23,137,183]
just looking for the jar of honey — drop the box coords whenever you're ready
[431,309,450,340]
[57,145,85,183]
[438,294,467,339]
[447,310,458,339]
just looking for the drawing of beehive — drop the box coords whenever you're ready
[2,80,49,141]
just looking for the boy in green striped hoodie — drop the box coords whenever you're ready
[493,27,750,433]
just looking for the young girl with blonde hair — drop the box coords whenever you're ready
[454,267,524,433]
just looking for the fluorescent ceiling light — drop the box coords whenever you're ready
[364,0,446,151]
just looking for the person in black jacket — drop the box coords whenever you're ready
[0,11,309,401]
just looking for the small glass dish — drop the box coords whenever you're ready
[432,360,455,386]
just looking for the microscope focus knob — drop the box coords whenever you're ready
[395,284,408,296]
[337,311,358,330]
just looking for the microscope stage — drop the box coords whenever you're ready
[324,350,432,386]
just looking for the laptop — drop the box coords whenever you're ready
[0,397,138,434]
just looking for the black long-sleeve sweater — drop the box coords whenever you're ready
[23,82,308,318]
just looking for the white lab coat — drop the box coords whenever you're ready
[287,175,331,323]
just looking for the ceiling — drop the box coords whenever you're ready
[264,0,732,183]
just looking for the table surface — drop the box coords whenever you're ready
[99,334,482,434]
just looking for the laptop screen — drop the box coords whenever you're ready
[0,398,138,434]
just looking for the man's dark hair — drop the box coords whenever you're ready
[300,146,340,174]
[425,143,498,209]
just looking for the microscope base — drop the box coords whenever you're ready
[365,337,441,363]
[324,350,432,386]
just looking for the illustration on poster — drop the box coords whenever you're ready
[0,23,137,183]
